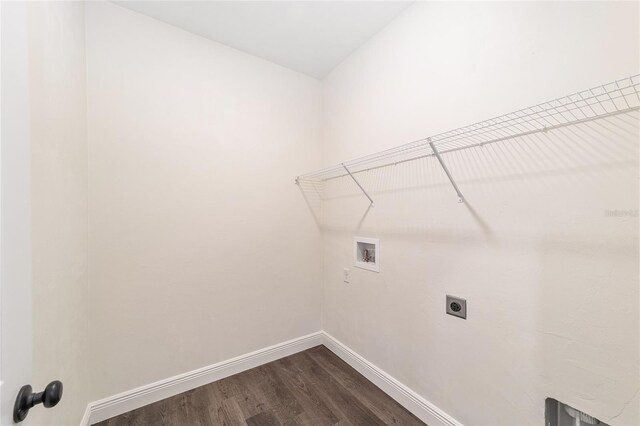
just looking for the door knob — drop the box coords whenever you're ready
[13,380,63,423]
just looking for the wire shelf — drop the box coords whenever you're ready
[296,75,640,185]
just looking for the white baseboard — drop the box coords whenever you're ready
[83,332,323,425]
[79,403,92,426]
[321,332,462,426]
[81,331,461,426]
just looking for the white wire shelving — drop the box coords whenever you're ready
[295,74,640,204]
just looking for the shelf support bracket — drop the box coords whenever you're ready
[429,140,464,203]
[342,163,374,206]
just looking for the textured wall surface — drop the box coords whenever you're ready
[85,2,323,400]
[320,2,639,425]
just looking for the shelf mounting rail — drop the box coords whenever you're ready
[295,75,640,203]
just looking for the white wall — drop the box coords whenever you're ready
[85,2,323,400]
[14,3,638,425]
[320,2,639,426]
[28,2,89,425]
[1,2,33,424]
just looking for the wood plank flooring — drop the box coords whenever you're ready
[93,345,425,426]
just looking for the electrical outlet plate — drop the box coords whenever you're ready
[343,268,350,283]
[446,295,466,319]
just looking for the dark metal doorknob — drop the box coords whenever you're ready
[13,380,63,423]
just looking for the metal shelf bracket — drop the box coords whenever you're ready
[342,163,374,206]
[429,139,464,203]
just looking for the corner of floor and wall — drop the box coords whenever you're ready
[25,1,639,426]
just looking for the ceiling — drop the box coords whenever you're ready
[114,1,412,79]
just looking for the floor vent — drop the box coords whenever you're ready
[545,398,608,426]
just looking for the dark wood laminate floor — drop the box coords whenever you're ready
[94,345,425,426]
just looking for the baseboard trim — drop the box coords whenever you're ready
[79,403,91,426]
[81,330,461,426]
[321,332,462,426]
[84,332,323,425]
